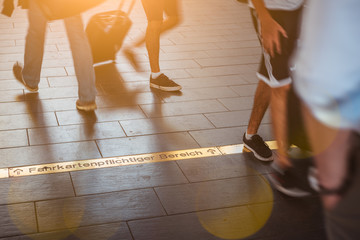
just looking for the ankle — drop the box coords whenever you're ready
[151,72,162,79]
[245,131,255,140]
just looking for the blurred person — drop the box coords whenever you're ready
[243,0,310,196]
[294,0,360,238]
[12,0,97,111]
[123,0,182,92]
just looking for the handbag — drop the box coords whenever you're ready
[35,0,106,20]
[86,0,135,64]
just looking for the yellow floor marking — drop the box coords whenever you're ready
[1,141,278,179]
[0,168,9,179]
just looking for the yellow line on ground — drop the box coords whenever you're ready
[0,141,278,179]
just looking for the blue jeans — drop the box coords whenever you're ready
[23,0,96,102]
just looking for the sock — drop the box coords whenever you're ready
[151,72,162,79]
[245,132,254,140]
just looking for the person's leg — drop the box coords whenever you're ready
[302,103,351,208]
[243,10,273,161]
[243,80,273,161]
[270,84,291,168]
[125,0,164,73]
[130,0,181,49]
[302,103,360,239]
[144,0,181,72]
[22,0,47,87]
[247,80,271,135]
[63,15,96,109]
[162,0,182,35]
[144,20,162,73]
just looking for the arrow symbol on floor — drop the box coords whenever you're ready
[207,149,217,154]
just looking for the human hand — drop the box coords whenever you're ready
[260,15,288,57]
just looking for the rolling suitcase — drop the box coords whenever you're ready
[86,0,135,65]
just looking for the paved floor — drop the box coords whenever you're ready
[0,0,326,239]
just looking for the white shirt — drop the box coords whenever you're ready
[248,0,304,11]
[294,0,360,132]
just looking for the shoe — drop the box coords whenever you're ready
[124,48,141,71]
[307,166,320,192]
[243,134,273,161]
[13,62,38,92]
[150,74,182,92]
[268,162,312,197]
[76,99,97,111]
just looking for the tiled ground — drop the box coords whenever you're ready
[0,0,326,239]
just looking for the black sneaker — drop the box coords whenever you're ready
[243,134,273,161]
[13,62,38,92]
[150,74,182,92]
[307,166,320,192]
[268,162,312,197]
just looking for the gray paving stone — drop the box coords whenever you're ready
[128,211,229,240]
[0,98,79,115]
[140,99,228,118]
[161,43,220,53]
[174,75,248,89]
[205,110,272,128]
[0,90,24,103]
[28,122,126,145]
[96,92,162,108]
[215,40,260,49]
[0,203,37,238]
[39,67,67,78]
[24,87,78,100]
[218,96,254,111]
[0,62,15,71]
[0,46,28,54]
[156,86,239,102]
[97,132,200,157]
[121,114,214,136]
[71,161,188,195]
[0,129,28,149]
[169,36,227,45]
[205,110,252,128]
[180,29,234,38]
[0,141,101,168]
[230,84,257,97]
[7,78,49,94]
[0,222,133,240]
[189,125,273,147]
[195,55,259,67]
[159,51,209,61]
[36,189,166,232]
[205,47,261,58]
[186,65,254,78]
[177,155,268,182]
[0,112,58,131]
[155,176,273,214]
[97,82,151,95]
[158,59,200,70]
[0,70,17,80]
[0,53,23,63]
[120,72,152,82]
[0,173,74,205]
[47,76,78,87]
[56,106,146,125]
[190,126,246,147]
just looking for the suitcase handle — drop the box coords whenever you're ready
[118,0,135,17]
